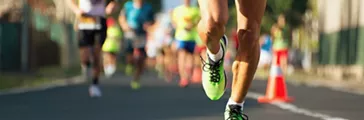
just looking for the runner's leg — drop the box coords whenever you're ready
[177,45,188,87]
[79,29,102,97]
[79,30,92,78]
[230,0,266,104]
[197,0,228,54]
[92,18,107,85]
[125,40,134,76]
[130,35,148,90]
[224,0,266,119]
[197,0,229,100]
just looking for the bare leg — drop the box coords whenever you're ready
[133,54,145,82]
[185,52,194,79]
[197,0,229,54]
[177,49,189,87]
[92,45,102,83]
[79,47,91,68]
[231,0,266,103]
[163,46,173,81]
[125,53,134,76]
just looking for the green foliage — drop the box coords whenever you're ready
[266,0,293,14]
[226,0,309,35]
[262,0,309,33]
[226,7,237,34]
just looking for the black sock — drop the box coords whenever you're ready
[92,77,99,85]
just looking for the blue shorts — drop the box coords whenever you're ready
[176,40,196,53]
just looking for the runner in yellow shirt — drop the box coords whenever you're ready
[102,18,122,78]
[172,0,200,87]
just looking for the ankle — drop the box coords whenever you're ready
[207,44,223,62]
[227,98,245,110]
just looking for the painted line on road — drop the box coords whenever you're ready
[247,92,349,120]
[0,76,84,96]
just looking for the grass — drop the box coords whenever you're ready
[0,66,81,90]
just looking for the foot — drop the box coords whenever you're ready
[224,105,248,120]
[130,80,141,90]
[179,78,189,88]
[89,85,102,97]
[125,64,133,76]
[201,35,228,100]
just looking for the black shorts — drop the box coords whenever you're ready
[78,18,107,47]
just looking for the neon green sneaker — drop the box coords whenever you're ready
[130,80,141,90]
[201,35,228,100]
[125,64,133,76]
[224,105,249,120]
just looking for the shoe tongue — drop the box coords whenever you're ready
[229,105,242,111]
[207,55,220,64]
[208,56,217,64]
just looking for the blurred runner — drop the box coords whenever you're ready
[67,0,118,97]
[271,14,288,73]
[197,0,266,119]
[258,34,273,70]
[167,10,179,75]
[172,0,200,88]
[148,13,175,81]
[119,0,154,90]
[102,18,123,78]
[191,34,205,83]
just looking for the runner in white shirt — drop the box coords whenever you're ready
[67,0,118,97]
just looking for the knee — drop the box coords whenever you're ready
[198,14,229,36]
[237,20,261,43]
[206,14,229,30]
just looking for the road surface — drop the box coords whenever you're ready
[0,70,363,120]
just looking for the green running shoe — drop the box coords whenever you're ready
[224,105,249,120]
[130,80,141,90]
[201,35,228,100]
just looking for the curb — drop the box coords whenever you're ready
[0,76,85,96]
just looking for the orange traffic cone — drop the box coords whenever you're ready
[258,64,293,103]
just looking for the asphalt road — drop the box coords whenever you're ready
[0,70,363,120]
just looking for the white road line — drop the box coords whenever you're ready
[247,92,349,120]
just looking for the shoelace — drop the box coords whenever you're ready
[200,56,222,83]
[227,108,249,120]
